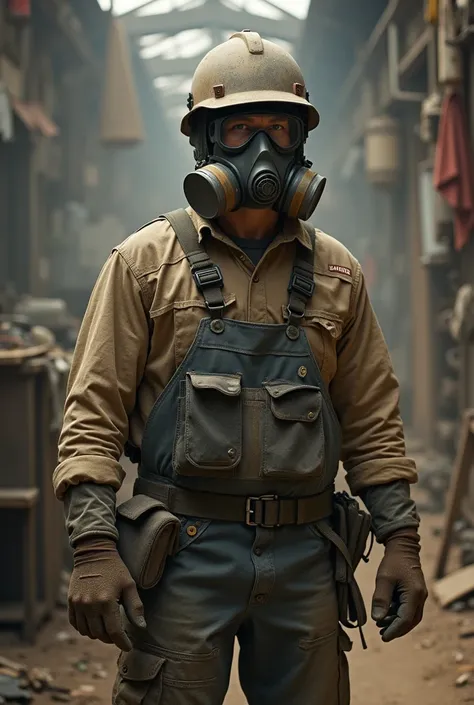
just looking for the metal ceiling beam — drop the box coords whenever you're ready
[123,5,300,42]
[147,52,207,77]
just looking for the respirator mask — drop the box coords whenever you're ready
[183,110,326,221]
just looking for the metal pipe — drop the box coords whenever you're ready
[337,0,402,109]
[387,23,426,102]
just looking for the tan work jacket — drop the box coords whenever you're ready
[53,208,417,499]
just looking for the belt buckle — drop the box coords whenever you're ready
[245,495,279,528]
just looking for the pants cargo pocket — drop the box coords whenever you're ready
[338,627,352,705]
[158,646,220,705]
[113,650,165,705]
[298,627,351,705]
[173,372,242,477]
[261,381,325,480]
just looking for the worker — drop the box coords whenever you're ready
[53,31,427,705]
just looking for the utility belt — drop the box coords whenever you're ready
[115,479,372,648]
[133,477,334,527]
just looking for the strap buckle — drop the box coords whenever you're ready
[192,264,224,292]
[289,268,315,299]
[285,304,305,321]
[245,495,280,528]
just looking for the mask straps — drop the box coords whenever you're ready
[161,209,225,319]
[285,223,315,341]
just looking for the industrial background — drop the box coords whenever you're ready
[1,0,474,703]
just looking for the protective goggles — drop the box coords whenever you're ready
[210,113,305,153]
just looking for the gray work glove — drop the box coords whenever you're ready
[371,528,428,642]
[68,537,146,651]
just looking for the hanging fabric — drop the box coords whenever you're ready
[425,0,439,24]
[100,17,145,146]
[434,90,474,251]
[7,0,31,19]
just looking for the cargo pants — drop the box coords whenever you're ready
[112,517,351,705]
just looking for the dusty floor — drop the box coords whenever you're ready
[2,474,474,704]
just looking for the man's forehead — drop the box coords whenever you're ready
[225,113,289,121]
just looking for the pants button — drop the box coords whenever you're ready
[255,594,265,604]
[254,547,262,556]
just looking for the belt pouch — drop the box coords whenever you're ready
[334,493,372,629]
[318,492,373,638]
[116,494,180,590]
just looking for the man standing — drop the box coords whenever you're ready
[54,31,427,705]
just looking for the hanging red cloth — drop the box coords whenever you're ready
[7,0,30,18]
[434,90,474,251]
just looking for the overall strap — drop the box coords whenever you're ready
[162,209,225,319]
[286,223,315,340]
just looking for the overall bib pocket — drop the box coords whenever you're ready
[261,381,325,480]
[173,372,242,477]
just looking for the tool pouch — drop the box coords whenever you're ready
[316,491,374,649]
[116,494,181,590]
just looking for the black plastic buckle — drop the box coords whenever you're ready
[192,264,224,292]
[245,495,280,528]
[285,304,305,321]
[289,268,315,299]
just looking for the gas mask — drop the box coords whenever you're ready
[184,112,326,221]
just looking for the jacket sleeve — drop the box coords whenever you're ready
[53,250,150,500]
[64,483,119,546]
[329,264,418,495]
[360,480,420,542]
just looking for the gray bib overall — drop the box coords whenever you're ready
[114,210,353,705]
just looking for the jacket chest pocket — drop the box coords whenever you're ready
[173,372,243,477]
[281,305,342,381]
[261,381,325,480]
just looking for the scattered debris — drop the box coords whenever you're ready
[456,673,470,687]
[420,637,436,649]
[0,674,32,701]
[450,601,468,613]
[70,685,98,704]
[0,655,73,703]
[460,625,474,639]
[73,661,88,673]
[455,651,465,663]
[434,565,474,609]
[28,667,54,692]
[0,658,26,676]
[71,686,95,696]
[92,665,107,680]
[55,632,76,646]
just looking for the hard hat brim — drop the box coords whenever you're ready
[180,90,320,136]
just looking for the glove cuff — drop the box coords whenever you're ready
[73,536,117,560]
[383,526,420,547]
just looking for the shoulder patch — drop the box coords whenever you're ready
[329,264,352,277]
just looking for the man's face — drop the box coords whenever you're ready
[220,113,295,150]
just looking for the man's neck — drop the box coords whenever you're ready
[217,208,280,241]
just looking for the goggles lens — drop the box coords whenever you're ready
[218,114,303,150]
